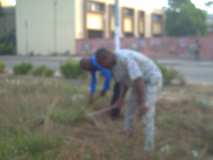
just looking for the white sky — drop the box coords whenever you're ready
[9,0,213,14]
[145,0,213,13]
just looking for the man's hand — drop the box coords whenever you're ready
[114,98,125,109]
[138,104,149,117]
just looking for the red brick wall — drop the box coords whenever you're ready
[76,34,213,60]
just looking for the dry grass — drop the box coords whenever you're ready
[0,76,213,160]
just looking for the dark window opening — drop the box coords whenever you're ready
[124,8,134,17]
[87,1,105,13]
[152,14,162,22]
[139,33,145,37]
[88,30,103,39]
[124,32,134,37]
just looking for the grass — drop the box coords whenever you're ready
[0,60,5,73]
[0,76,213,160]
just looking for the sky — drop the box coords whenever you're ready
[8,0,213,14]
[144,0,213,13]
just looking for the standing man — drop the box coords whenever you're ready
[95,48,163,158]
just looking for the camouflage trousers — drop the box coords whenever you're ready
[124,77,162,152]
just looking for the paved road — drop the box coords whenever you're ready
[159,59,213,84]
[1,56,213,84]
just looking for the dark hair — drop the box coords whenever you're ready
[95,48,111,62]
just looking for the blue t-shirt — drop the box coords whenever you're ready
[89,55,112,94]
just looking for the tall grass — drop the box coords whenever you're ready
[0,76,213,160]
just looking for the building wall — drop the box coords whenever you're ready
[75,0,164,39]
[76,35,213,60]
[16,0,75,55]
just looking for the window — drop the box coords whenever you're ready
[122,8,135,37]
[152,14,163,37]
[87,1,105,13]
[85,1,105,39]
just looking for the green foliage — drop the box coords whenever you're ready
[0,131,61,160]
[13,62,33,75]
[0,60,5,73]
[32,65,54,77]
[60,59,83,78]
[206,1,213,7]
[155,61,184,85]
[0,43,14,54]
[165,0,207,36]
[169,0,191,9]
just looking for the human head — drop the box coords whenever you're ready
[80,57,92,71]
[95,48,116,69]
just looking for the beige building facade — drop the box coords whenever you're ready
[16,0,164,55]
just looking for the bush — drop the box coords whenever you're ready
[0,60,5,73]
[13,62,33,75]
[32,65,54,77]
[155,61,184,85]
[60,60,83,78]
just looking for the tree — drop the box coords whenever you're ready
[206,1,213,7]
[169,0,190,9]
[165,0,207,36]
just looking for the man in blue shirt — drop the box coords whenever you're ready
[80,55,112,104]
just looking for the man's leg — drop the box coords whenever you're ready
[124,91,137,131]
[110,82,121,119]
[143,81,162,152]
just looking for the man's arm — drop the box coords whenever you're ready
[89,71,97,103]
[133,78,145,106]
[100,69,112,96]
[126,58,148,115]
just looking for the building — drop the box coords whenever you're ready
[16,0,164,55]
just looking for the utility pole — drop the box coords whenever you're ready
[114,0,121,52]
[53,0,58,54]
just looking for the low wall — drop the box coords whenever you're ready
[76,33,213,60]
